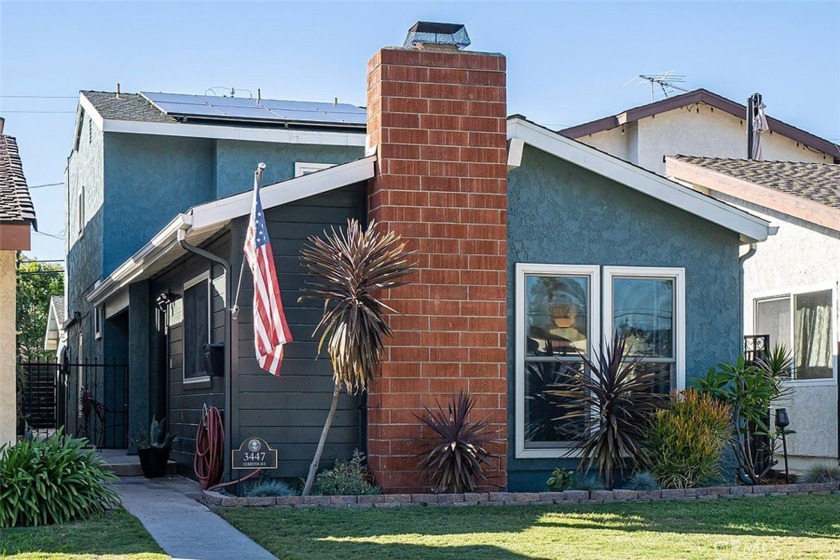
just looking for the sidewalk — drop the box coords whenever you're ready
[115,476,276,560]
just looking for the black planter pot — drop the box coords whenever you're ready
[137,446,171,478]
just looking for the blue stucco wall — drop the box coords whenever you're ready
[66,114,104,364]
[506,145,743,491]
[103,133,216,275]
[214,140,364,198]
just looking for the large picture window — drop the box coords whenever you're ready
[183,275,211,381]
[516,264,684,459]
[754,288,834,381]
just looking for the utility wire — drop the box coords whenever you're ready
[0,95,77,99]
[2,110,76,114]
[33,231,64,241]
[29,182,63,189]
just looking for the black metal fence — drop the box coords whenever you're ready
[20,358,129,449]
[19,358,57,430]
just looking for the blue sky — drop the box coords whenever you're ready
[2,1,839,261]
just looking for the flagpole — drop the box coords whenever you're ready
[231,163,267,320]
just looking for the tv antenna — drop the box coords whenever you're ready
[626,72,689,101]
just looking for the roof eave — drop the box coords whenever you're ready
[88,155,376,307]
[508,117,771,244]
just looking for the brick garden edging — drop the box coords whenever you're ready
[200,482,840,509]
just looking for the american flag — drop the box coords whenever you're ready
[244,166,292,376]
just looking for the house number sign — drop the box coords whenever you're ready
[232,437,278,470]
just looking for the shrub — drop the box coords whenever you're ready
[244,479,298,497]
[571,472,605,491]
[416,392,496,493]
[0,432,121,527]
[624,472,660,491]
[642,389,731,489]
[549,333,669,488]
[801,463,840,484]
[546,468,574,491]
[311,450,380,496]
[694,349,794,485]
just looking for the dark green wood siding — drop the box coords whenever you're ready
[230,183,366,478]
[151,233,229,470]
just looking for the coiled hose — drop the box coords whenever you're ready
[194,406,225,490]
[194,405,261,491]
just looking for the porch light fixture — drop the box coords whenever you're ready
[403,22,471,50]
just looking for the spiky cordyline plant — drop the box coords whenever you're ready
[298,219,414,496]
[416,392,496,493]
[549,333,669,489]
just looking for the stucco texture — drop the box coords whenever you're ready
[506,145,743,490]
[737,199,840,460]
[214,141,364,198]
[579,104,831,175]
[0,251,15,444]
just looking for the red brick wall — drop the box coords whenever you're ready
[366,47,508,493]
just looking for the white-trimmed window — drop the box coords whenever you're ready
[294,162,336,177]
[183,273,211,382]
[604,267,686,392]
[754,287,835,382]
[515,264,685,459]
[77,186,85,236]
[516,264,600,459]
[94,305,103,340]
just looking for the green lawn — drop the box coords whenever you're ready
[0,510,167,560]
[219,493,840,560]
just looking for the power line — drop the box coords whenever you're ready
[2,110,76,114]
[33,231,64,241]
[29,182,63,189]
[0,95,76,99]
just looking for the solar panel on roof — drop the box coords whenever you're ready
[140,91,366,127]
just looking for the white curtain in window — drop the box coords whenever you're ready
[795,291,832,377]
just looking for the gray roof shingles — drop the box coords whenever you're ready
[674,155,840,209]
[81,91,177,123]
[0,134,36,224]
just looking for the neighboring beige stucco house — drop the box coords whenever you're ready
[0,117,36,445]
[561,89,839,175]
[667,156,840,469]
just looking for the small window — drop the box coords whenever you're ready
[755,289,834,381]
[294,162,336,177]
[183,275,211,381]
[94,306,103,340]
[77,186,85,236]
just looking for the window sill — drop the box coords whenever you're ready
[515,448,583,460]
[183,375,212,390]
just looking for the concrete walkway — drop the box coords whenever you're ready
[115,476,276,560]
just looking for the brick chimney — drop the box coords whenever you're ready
[366,25,508,492]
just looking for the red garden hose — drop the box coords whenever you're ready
[194,405,262,491]
[194,406,225,490]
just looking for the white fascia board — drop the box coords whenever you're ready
[88,155,375,307]
[101,118,366,147]
[507,118,772,244]
[87,214,191,306]
[507,138,525,169]
[190,155,375,230]
[79,94,105,132]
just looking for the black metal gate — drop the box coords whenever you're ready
[19,358,57,430]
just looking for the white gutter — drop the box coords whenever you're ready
[87,155,376,308]
[87,214,191,307]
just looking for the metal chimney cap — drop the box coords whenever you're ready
[403,21,471,50]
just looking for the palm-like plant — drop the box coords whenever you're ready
[548,333,669,489]
[416,392,496,493]
[298,219,414,496]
